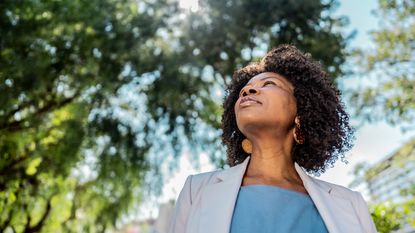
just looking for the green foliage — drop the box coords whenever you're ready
[351,0,415,128]
[0,0,349,232]
[178,0,349,82]
[370,202,402,233]
[1,0,170,232]
[370,198,415,233]
[400,184,415,229]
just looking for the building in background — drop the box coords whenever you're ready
[365,138,415,233]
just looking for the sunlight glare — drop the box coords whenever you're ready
[178,0,199,12]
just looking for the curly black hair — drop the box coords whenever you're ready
[221,44,354,174]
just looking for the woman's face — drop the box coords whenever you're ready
[234,72,297,135]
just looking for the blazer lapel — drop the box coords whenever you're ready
[295,163,364,233]
[198,156,250,233]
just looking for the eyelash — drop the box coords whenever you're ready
[263,81,276,86]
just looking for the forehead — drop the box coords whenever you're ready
[246,72,294,89]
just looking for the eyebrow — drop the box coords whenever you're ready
[260,76,283,83]
[246,76,293,90]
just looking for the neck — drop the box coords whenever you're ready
[244,133,301,184]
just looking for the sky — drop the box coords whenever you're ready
[138,0,415,220]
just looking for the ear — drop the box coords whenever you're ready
[294,116,301,126]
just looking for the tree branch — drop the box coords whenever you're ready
[24,195,53,233]
[0,93,79,132]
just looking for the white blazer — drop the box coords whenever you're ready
[168,156,377,233]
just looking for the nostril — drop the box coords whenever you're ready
[240,86,258,97]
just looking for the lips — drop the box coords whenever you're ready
[239,96,262,106]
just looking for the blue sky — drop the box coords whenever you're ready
[335,0,379,48]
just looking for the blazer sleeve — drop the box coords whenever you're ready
[354,192,378,233]
[167,175,193,233]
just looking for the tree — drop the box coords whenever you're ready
[0,0,349,232]
[0,0,178,232]
[350,0,415,130]
[370,202,402,233]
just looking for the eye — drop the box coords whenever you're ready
[263,80,276,86]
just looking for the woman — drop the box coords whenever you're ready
[168,45,377,233]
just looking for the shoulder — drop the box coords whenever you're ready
[189,162,244,187]
[311,176,362,199]
[295,162,363,200]
[310,177,378,232]
[188,168,222,190]
[310,176,371,214]
[181,168,224,202]
[170,168,225,233]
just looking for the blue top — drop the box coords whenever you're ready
[229,185,328,233]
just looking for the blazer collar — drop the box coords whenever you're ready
[199,156,363,233]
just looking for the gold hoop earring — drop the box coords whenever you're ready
[241,138,253,154]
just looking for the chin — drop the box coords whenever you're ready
[237,116,266,131]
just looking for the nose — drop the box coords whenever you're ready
[241,86,259,97]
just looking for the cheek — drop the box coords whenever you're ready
[267,94,297,119]
[234,99,240,117]
[234,99,244,128]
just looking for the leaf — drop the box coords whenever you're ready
[8,192,16,203]
[26,157,42,175]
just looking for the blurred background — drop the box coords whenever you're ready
[1,0,414,232]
